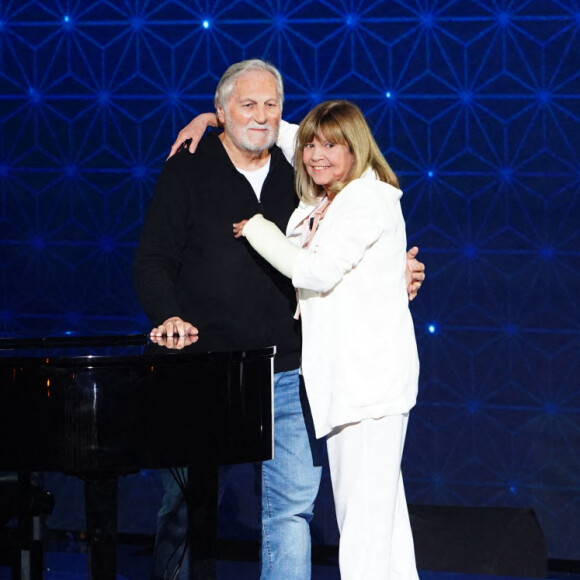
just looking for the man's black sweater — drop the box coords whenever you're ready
[134,132,301,372]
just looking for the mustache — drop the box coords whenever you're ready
[245,122,274,132]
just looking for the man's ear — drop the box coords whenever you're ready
[216,107,226,125]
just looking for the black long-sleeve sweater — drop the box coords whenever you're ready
[134,132,301,372]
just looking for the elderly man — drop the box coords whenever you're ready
[134,59,425,580]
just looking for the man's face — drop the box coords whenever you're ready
[217,70,281,154]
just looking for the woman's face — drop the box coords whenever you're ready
[302,133,355,192]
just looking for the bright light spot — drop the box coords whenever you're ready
[346,14,359,27]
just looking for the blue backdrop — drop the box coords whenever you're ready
[1,0,580,561]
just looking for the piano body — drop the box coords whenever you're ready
[0,334,274,580]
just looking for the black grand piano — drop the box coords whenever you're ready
[0,334,275,580]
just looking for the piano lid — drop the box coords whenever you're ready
[0,333,276,365]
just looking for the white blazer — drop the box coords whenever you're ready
[287,170,419,438]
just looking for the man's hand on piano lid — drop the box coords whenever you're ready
[150,333,199,350]
[150,317,199,337]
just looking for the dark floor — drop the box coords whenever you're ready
[1,538,580,580]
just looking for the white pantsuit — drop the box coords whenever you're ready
[243,143,420,580]
[327,415,418,580]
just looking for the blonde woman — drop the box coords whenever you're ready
[232,100,420,580]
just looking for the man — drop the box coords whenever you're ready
[135,59,425,580]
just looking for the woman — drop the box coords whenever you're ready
[233,100,420,580]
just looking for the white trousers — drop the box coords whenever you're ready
[326,414,419,580]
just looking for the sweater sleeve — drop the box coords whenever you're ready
[242,214,301,279]
[133,161,190,325]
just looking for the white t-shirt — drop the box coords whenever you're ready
[236,158,271,200]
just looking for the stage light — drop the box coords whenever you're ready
[503,323,517,335]
[130,16,145,31]
[166,90,180,105]
[28,88,42,103]
[97,90,111,105]
[428,324,436,334]
[496,10,511,28]
[464,244,477,258]
[64,164,78,179]
[537,90,551,104]
[459,89,473,104]
[500,167,514,183]
[99,237,115,252]
[133,165,148,179]
[346,14,359,27]
[202,20,210,29]
[30,235,45,250]
[420,12,435,28]
[431,474,443,486]
[62,14,74,30]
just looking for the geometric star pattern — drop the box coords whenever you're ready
[1,0,579,560]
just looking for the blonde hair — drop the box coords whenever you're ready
[294,100,398,202]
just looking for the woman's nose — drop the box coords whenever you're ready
[310,146,324,159]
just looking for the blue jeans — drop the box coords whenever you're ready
[150,467,189,579]
[261,369,323,579]
[150,369,323,580]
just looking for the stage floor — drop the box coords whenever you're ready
[1,541,578,580]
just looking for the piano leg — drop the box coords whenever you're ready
[17,473,44,580]
[187,464,219,580]
[84,477,118,580]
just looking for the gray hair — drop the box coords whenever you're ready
[214,59,284,111]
